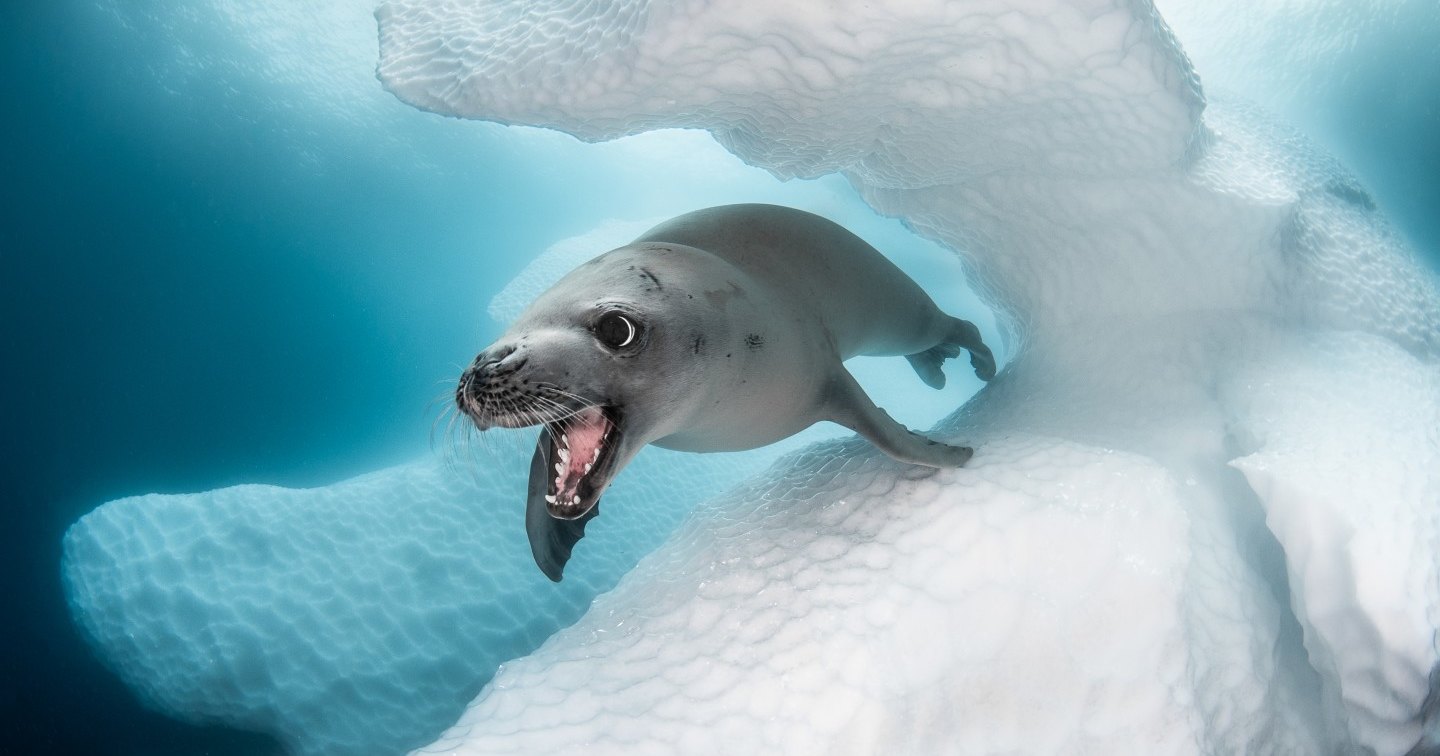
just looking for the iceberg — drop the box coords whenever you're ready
[59,0,1439,754]
[370,0,1440,753]
[62,437,815,755]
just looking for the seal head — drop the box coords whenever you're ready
[457,244,744,579]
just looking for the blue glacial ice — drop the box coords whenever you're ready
[63,0,1440,754]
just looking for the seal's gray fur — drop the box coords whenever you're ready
[458,204,994,580]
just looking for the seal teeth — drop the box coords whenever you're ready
[584,463,592,473]
[561,433,570,447]
[554,462,564,474]
[557,446,570,463]
[571,495,580,505]
[544,494,556,504]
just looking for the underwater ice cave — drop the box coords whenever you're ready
[50,0,1440,754]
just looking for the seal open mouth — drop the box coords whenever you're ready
[540,404,622,520]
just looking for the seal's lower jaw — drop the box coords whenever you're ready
[541,405,622,520]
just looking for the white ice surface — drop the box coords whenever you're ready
[372,0,1440,753]
[1224,331,1440,754]
[62,442,813,756]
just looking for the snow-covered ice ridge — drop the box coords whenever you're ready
[372,0,1440,754]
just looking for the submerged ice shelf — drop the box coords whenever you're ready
[63,0,1440,754]
[63,437,814,755]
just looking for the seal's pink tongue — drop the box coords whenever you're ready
[551,406,608,504]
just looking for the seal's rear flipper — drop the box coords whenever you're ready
[825,366,973,468]
[526,429,598,582]
[906,317,996,386]
[905,343,961,389]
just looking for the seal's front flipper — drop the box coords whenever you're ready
[526,428,598,582]
[907,317,996,385]
[824,366,973,468]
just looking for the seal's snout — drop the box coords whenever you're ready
[453,367,485,427]
[455,343,531,427]
[470,344,522,377]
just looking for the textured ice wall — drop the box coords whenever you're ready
[1223,332,1440,754]
[62,429,809,755]
[376,0,1440,754]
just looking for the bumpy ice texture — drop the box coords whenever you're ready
[63,440,804,756]
[376,0,1440,754]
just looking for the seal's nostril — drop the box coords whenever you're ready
[493,344,520,366]
[473,344,522,377]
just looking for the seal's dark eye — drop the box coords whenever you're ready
[594,311,639,350]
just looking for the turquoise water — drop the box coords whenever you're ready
[3,2,1437,754]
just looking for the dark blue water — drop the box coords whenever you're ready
[2,2,1436,754]
[1285,16,1440,260]
[1,3,573,752]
